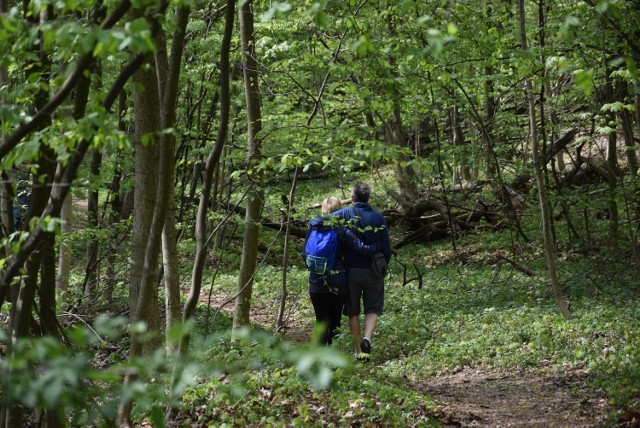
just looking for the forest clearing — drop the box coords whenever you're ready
[1,0,640,426]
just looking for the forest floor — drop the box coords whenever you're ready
[414,368,612,427]
[65,198,623,427]
[203,292,617,427]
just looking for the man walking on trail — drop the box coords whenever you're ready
[333,182,391,360]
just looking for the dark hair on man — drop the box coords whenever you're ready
[352,182,371,202]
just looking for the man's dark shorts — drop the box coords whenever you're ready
[343,267,384,316]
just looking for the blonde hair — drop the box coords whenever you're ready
[321,196,342,215]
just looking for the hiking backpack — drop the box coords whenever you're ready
[303,225,338,274]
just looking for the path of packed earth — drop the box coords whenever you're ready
[203,292,619,427]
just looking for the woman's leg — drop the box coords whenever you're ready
[327,294,347,345]
[310,293,332,345]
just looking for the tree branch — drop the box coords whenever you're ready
[0,0,133,161]
[0,55,144,301]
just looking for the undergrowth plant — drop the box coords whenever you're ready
[178,175,640,424]
[376,230,640,414]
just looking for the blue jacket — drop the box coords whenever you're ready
[332,202,391,269]
[304,215,378,294]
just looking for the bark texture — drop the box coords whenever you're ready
[233,0,264,330]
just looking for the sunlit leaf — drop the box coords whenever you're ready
[574,70,593,96]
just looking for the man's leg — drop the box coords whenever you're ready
[349,315,362,354]
[345,268,366,356]
[360,273,384,356]
[363,313,378,341]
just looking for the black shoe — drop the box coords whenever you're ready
[360,337,371,355]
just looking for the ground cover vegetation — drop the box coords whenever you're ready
[1,0,640,426]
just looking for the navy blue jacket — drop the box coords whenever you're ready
[304,215,378,294]
[332,202,391,269]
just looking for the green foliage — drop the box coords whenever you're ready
[0,315,354,426]
[376,233,640,414]
[179,334,435,426]
[261,2,292,23]
[3,0,640,424]
[0,316,130,425]
[574,69,594,96]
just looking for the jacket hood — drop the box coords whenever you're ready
[308,215,327,228]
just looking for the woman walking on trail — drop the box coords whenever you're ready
[303,197,379,345]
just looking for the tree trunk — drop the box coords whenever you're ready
[104,161,122,305]
[57,193,72,292]
[0,7,11,245]
[276,168,298,332]
[129,51,162,349]
[212,144,228,253]
[85,148,102,303]
[79,2,106,307]
[182,0,234,349]
[162,190,181,345]
[0,173,13,255]
[483,66,498,181]
[118,51,165,423]
[518,0,571,319]
[604,62,619,252]
[155,5,190,352]
[635,93,640,139]
[536,0,560,250]
[39,231,58,337]
[6,2,54,359]
[9,151,56,426]
[119,4,172,424]
[450,103,472,182]
[105,91,128,304]
[25,4,58,343]
[621,108,638,178]
[389,104,419,202]
[233,0,264,330]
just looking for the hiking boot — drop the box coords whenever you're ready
[360,337,372,355]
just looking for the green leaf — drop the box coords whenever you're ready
[261,2,291,22]
[315,11,330,28]
[10,138,41,165]
[574,70,593,96]
[149,405,166,428]
[352,35,373,56]
[277,2,292,12]
[601,102,632,113]
[626,57,638,81]
[595,1,608,14]
[558,15,579,38]
[262,6,276,22]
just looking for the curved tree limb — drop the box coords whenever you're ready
[0,54,145,307]
[0,0,133,161]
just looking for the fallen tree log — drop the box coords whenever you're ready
[391,196,499,249]
[223,191,504,250]
[497,255,537,277]
[230,205,308,238]
[558,157,612,187]
[544,128,579,164]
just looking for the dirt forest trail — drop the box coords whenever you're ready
[201,290,616,427]
[416,368,612,427]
